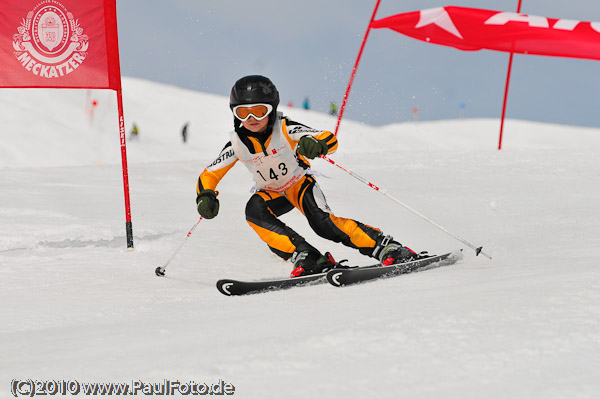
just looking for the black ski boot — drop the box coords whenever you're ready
[372,235,419,266]
[290,249,338,278]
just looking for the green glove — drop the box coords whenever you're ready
[297,135,328,159]
[196,189,219,219]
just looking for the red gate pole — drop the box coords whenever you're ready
[334,0,382,136]
[498,53,514,150]
[116,88,134,249]
[498,0,523,150]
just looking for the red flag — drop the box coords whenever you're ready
[0,0,121,89]
[371,6,600,61]
[1,0,133,249]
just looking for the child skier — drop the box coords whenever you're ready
[196,75,417,277]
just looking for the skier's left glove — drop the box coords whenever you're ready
[297,135,328,159]
[196,189,219,219]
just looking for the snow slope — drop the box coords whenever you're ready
[1,77,599,399]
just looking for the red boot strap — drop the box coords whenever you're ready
[405,246,417,255]
[290,266,305,278]
[325,252,336,264]
[382,257,395,266]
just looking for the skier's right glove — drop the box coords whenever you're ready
[196,189,219,219]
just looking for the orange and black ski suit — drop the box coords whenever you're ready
[197,113,382,261]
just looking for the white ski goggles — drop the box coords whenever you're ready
[232,103,273,121]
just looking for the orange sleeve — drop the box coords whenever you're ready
[197,162,236,194]
[314,131,338,155]
[196,142,238,194]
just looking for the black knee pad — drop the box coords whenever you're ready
[245,194,266,220]
[307,211,344,243]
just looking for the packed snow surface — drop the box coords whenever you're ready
[1,77,599,399]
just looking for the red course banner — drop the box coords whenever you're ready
[371,6,600,61]
[0,0,121,89]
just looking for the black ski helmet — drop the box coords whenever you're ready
[230,75,280,110]
[230,75,280,134]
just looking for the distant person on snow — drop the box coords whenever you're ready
[182,122,189,143]
[129,123,139,140]
[302,96,310,110]
[195,75,419,277]
[329,101,338,116]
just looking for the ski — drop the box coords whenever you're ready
[216,272,327,296]
[217,250,463,295]
[326,250,463,287]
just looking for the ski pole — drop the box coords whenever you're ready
[155,217,203,276]
[319,155,492,259]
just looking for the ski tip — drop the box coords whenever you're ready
[216,280,235,296]
[450,249,465,262]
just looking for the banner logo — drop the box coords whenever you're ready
[12,0,89,79]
